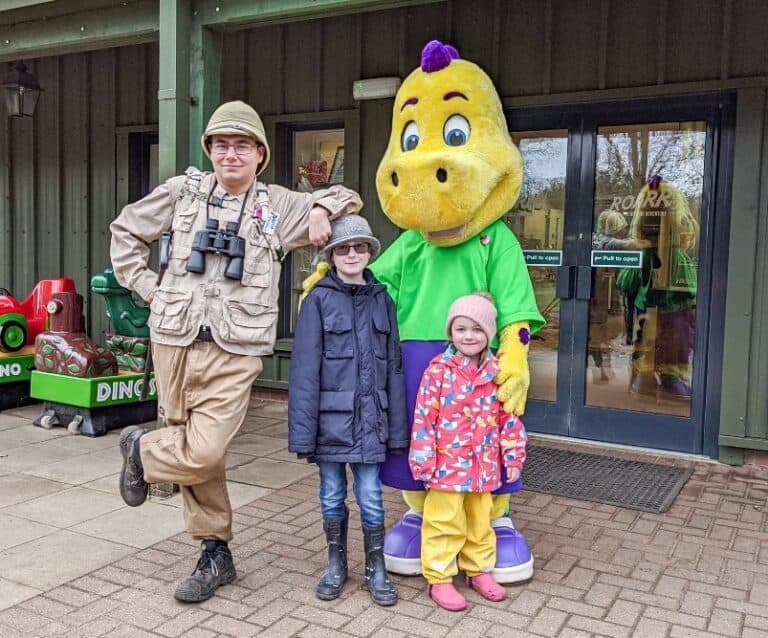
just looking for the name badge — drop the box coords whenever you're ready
[262,207,281,235]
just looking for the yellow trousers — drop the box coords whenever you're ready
[404,489,510,520]
[140,341,263,542]
[421,490,495,584]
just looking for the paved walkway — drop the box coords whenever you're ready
[0,399,766,637]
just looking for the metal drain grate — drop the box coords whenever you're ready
[522,445,694,513]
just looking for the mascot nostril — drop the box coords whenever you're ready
[436,168,447,183]
[391,171,399,187]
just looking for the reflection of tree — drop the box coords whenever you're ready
[596,129,705,208]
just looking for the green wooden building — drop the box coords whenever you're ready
[1,0,766,463]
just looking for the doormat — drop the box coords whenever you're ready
[522,445,694,513]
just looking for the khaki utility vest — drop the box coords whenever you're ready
[148,169,283,356]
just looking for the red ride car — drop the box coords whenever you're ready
[0,278,77,352]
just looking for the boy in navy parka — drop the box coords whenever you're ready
[288,215,408,606]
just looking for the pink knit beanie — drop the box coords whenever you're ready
[445,293,498,344]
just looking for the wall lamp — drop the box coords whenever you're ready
[3,61,42,117]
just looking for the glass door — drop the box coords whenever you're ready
[508,97,732,455]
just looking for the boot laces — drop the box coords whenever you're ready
[194,549,220,577]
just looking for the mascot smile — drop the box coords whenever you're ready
[369,41,545,582]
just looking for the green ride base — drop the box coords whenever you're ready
[30,370,157,437]
[0,348,36,411]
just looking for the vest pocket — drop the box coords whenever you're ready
[149,289,193,335]
[172,206,198,233]
[242,247,271,287]
[221,299,276,345]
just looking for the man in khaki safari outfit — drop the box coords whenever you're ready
[110,101,362,603]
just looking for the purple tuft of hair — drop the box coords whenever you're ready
[421,40,460,73]
[648,174,663,189]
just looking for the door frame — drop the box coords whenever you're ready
[507,93,735,458]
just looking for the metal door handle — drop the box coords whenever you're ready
[556,266,575,299]
[576,265,593,300]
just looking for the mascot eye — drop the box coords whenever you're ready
[443,114,470,146]
[401,121,420,152]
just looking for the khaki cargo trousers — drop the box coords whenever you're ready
[139,341,263,541]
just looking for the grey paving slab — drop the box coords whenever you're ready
[21,447,123,486]
[228,434,287,457]
[70,501,186,549]
[0,578,42,612]
[0,474,69,508]
[0,513,57,552]
[0,440,86,473]
[226,457,316,489]
[3,486,126,528]
[0,529,134,590]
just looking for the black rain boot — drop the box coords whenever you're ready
[174,540,237,603]
[316,511,349,600]
[363,526,398,606]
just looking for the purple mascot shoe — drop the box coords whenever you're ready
[383,510,424,575]
[491,517,534,583]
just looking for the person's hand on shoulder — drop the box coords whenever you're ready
[308,206,332,246]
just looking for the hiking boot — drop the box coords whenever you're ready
[119,425,148,507]
[363,525,398,606]
[316,511,348,600]
[174,540,237,603]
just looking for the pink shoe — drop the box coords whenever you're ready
[466,573,507,602]
[428,583,467,611]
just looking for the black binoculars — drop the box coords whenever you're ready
[186,219,246,280]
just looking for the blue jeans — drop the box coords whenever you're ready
[317,462,385,528]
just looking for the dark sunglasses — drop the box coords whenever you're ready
[331,242,371,256]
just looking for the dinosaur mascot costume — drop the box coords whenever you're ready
[368,41,545,583]
[618,175,698,399]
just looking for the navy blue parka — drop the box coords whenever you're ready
[288,268,409,463]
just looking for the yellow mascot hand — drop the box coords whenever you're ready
[300,261,330,303]
[495,321,531,416]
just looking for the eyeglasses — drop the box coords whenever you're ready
[331,242,370,256]
[210,142,259,156]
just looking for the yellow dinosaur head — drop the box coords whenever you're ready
[376,41,523,247]
[630,176,699,251]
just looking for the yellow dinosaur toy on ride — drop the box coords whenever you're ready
[368,40,545,582]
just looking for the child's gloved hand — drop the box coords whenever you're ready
[506,467,521,483]
[297,453,316,464]
[495,321,531,416]
[388,448,408,455]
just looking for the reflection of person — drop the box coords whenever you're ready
[288,215,408,607]
[410,293,527,611]
[590,211,649,382]
[110,100,362,603]
[617,176,698,399]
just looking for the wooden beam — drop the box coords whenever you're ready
[194,0,444,30]
[0,0,158,63]
[158,0,190,180]
[188,24,221,170]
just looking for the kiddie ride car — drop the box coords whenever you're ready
[0,278,76,411]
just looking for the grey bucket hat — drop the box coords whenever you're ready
[324,215,381,261]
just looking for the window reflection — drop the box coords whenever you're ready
[588,122,705,417]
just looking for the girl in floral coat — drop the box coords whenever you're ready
[409,293,527,611]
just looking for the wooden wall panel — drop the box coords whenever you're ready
[551,0,601,92]
[665,0,722,83]
[243,26,283,116]
[34,56,63,281]
[729,0,768,78]
[9,103,35,294]
[89,48,117,339]
[450,0,497,77]
[360,9,400,77]
[498,0,547,96]
[220,31,246,102]
[605,0,660,88]
[116,45,147,126]
[402,2,447,73]
[283,21,319,114]
[321,14,358,111]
